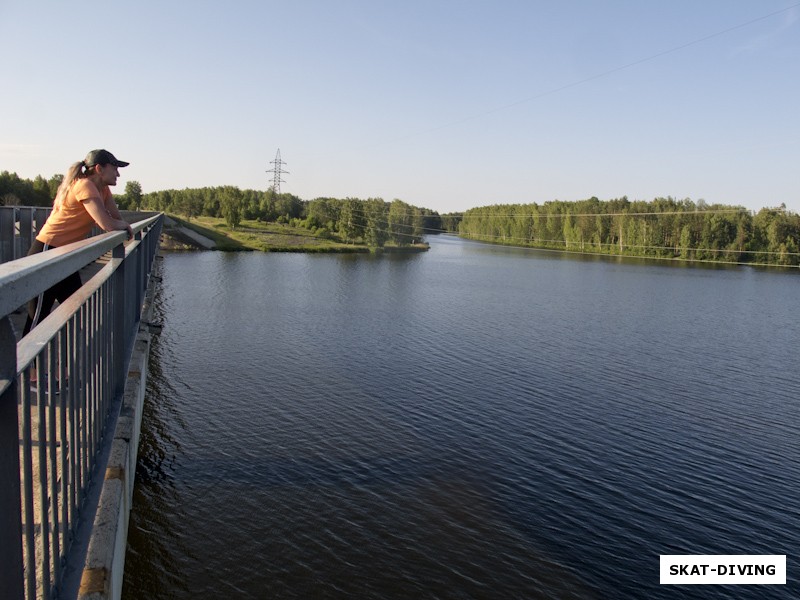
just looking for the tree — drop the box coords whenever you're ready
[338,198,365,243]
[125,180,143,211]
[174,193,202,221]
[440,213,461,232]
[0,170,51,206]
[261,187,278,221]
[32,175,52,203]
[364,198,389,248]
[274,193,304,221]
[388,199,416,245]
[220,190,243,229]
[306,197,339,229]
[48,174,63,199]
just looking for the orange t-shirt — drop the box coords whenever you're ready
[36,179,114,246]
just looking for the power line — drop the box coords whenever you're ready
[341,202,754,220]
[362,2,800,149]
[315,216,800,264]
[334,204,800,263]
[458,235,800,269]
[236,202,799,265]
[315,205,800,257]
[458,231,800,258]
[453,209,750,219]
[266,149,289,194]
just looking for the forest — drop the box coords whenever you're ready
[2,169,798,264]
[456,197,800,267]
[138,186,440,248]
[0,171,436,248]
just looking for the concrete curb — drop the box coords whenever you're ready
[75,262,160,600]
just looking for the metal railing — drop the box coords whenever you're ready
[0,211,163,600]
[0,206,52,264]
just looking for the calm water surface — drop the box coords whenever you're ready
[123,236,799,599]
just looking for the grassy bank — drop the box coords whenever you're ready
[168,215,428,253]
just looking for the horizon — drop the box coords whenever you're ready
[7,166,792,216]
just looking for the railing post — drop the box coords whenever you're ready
[112,242,127,399]
[0,207,15,264]
[19,208,33,261]
[0,315,24,600]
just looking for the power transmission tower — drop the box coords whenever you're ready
[266,149,289,194]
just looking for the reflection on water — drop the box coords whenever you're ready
[123,236,799,599]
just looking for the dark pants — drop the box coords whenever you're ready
[23,239,82,336]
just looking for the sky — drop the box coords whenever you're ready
[1,0,798,215]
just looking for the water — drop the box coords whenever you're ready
[123,235,799,599]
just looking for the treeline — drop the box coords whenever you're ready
[140,186,440,247]
[0,171,61,206]
[458,197,800,266]
[0,171,440,248]
[4,169,798,263]
[0,170,144,210]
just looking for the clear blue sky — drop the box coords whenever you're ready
[1,1,798,215]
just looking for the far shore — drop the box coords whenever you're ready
[160,215,429,254]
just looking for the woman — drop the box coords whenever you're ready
[23,148,134,335]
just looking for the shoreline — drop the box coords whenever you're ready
[160,215,430,254]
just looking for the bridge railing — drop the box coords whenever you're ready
[0,207,54,264]
[0,212,163,600]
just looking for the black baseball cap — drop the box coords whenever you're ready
[84,149,129,168]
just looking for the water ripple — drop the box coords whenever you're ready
[124,242,800,600]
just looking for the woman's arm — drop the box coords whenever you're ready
[82,196,134,239]
[106,196,124,220]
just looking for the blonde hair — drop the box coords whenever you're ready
[53,161,89,212]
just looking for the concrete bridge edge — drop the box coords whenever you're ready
[73,257,162,600]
